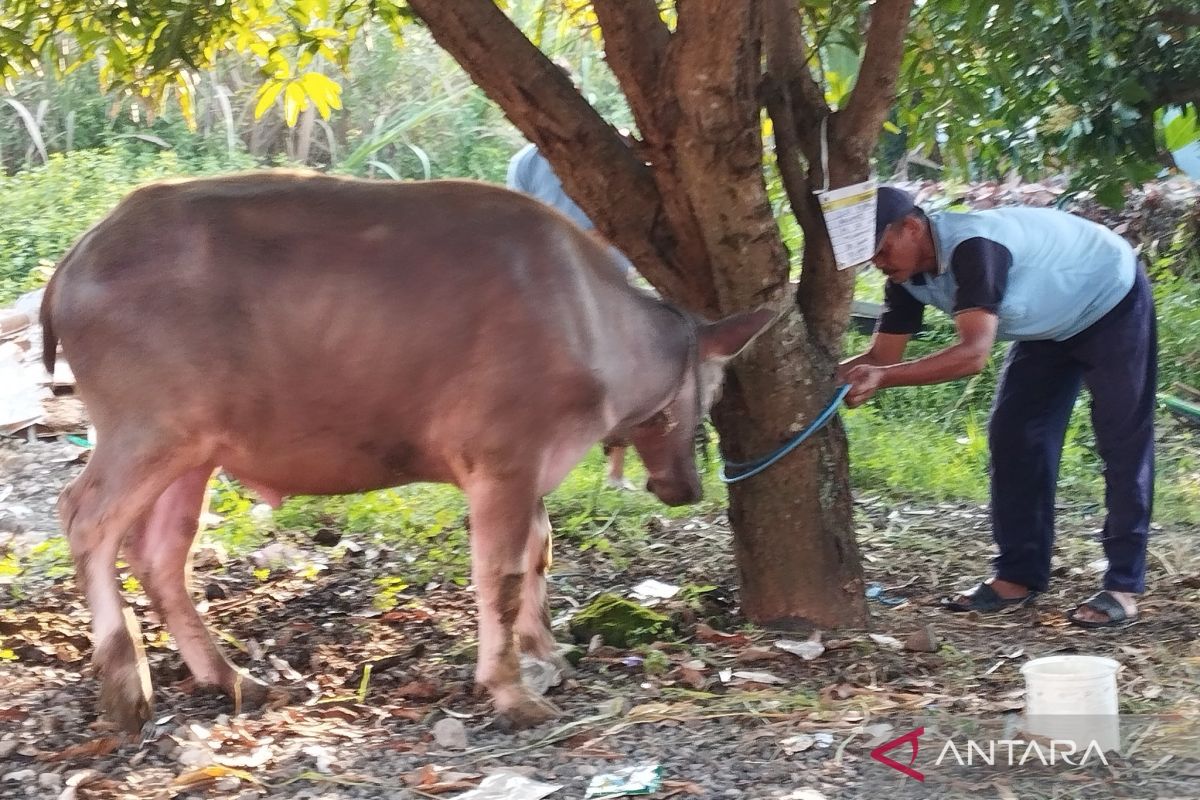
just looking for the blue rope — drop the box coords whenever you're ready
[719,384,852,484]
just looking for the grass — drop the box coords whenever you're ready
[199,443,731,588]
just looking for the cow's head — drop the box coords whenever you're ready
[630,308,775,505]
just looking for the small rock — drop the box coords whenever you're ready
[248,503,274,523]
[177,746,215,768]
[520,654,564,696]
[301,744,334,774]
[432,717,468,750]
[313,527,341,546]
[204,582,227,601]
[0,740,19,759]
[213,777,241,792]
[3,769,35,782]
[39,773,64,790]
[903,624,940,653]
[65,769,102,787]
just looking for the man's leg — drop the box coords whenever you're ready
[986,340,1084,594]
[1072,270,1156,619]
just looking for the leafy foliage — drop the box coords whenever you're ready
[0,144,254,302]
[898,1,1200,203]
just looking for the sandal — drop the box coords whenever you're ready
[1067,590,1140,629]
[941,582,1037,613]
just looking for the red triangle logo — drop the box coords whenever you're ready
[870,726,925,782]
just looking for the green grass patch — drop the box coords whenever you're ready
[200,443,731,586]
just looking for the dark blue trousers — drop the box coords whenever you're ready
[989,268,1156,594]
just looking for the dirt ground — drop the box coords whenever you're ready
[1,434,1198,800]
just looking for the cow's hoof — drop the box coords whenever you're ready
[100,671,154,733]
[494,694,560,731]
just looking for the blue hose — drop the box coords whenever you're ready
[719,384,852,484]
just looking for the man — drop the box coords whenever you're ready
[838,187,1156,628]
[507,142,638,490]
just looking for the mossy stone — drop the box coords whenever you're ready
[569,593,671,649]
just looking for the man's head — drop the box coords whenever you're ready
[872,187,935,283]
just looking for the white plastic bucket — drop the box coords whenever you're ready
[1021,655,1121,752]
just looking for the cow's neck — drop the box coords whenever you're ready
[606,299,696,430]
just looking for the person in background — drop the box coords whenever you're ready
[507,141,638,490]
[838,187,1156,629]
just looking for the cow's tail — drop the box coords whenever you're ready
[39,244,75,376]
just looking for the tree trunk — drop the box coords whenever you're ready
[714,343,866,628]
[410,0,912,630]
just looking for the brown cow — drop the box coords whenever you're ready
[41,172,772,731]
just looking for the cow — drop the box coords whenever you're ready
[40,171,773,732]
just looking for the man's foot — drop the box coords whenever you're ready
[1067,590,1139,628]
[941,578,1036,612]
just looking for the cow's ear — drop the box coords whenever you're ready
[698,307,776,362]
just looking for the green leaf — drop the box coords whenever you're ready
[1163,107,1199,152]
[1093,179,1127,210]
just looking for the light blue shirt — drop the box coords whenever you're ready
[506,144,635,275]
[900,208,1136,341]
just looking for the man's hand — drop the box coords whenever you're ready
[843,364,887,408]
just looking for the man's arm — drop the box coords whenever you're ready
[837,331,911,379]
[844,310,998,406]
[837,280,922,381]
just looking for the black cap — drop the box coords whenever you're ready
[875,186,917,249]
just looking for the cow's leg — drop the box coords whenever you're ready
[59,439,192,732]
[516,500,557,661]
[465,480,560,730]
[125,467,271,710]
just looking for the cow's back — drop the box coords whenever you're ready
[44,172,640,493]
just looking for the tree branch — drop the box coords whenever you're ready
[407,0,705,308]
[834,0,914,175]
[592,0,671,139]
[1155,7,1200,27]
[1154,80,1200,109]
[763,0,828,125]
[668,0,791,312]
[762,0,828,236]
[796,0,913,358]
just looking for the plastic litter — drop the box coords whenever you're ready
[454,772,562,800]
[584,764,662,798]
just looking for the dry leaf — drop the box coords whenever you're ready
[661,779,706,795]
[396,680,443,700]
[736,646,780,664]
[214,745,273,769]
[172,764,255,788]
[39,736,122,762]
[694,623,750,647]
[676,664,707,689]
[781,734,815,753]
[719,669,787,686]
